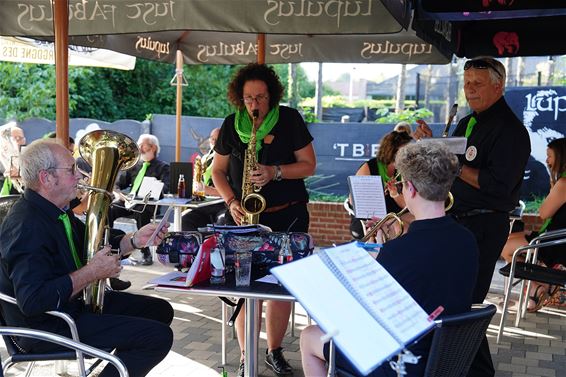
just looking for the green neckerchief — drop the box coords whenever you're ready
[465,116,477,138]
[58,212,83,269]
[203,163,213,186]
[235,107,279,157]
[377,160,391,186]
[539,171,566,233]
[0,177,12,197]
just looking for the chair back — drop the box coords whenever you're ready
[424,304,496,377]
[0,194,20,225]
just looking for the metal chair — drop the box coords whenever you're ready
[330,304,496,377]
[0,292,116,377]
[497,228,566,343]
[0,327,127,377]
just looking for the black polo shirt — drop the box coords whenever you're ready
[215,106,313,207]
[450,97,531,213]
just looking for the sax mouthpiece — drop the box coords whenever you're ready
[252,109,259,119]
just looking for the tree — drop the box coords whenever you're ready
[0,62,57,121]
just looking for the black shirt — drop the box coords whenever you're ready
[116,158,171,194]
[0,190,123,341]
[451,97,531,213]
[215,106,313,207]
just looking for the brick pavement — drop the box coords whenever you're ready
[2,259,566,377]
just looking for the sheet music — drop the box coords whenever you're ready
[347,175,387,219]
[271,254,399,375]
[323,244,433,344]
[138,177,164,200]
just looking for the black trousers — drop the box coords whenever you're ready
[30,291,174,377]
[455,212,509,377]
[181,202,226,231]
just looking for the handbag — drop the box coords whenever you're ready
[156,231,202,269]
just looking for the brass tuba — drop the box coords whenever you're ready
[361,192,454,243]
[240,110,266,225]
[79,130,139,313]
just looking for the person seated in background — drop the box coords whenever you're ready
[181,127,227,231]
[300,141,479,377]
[0,139,174,377]
[393,121,412,135]
[0,124,26,196]
[501,137,566,312]
[348,130,413,239]
[109,134,170,266]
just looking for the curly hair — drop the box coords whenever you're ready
[227,64,284,109]
[548,137,566,184]
[395,141,459,202]
[377,131,413,165]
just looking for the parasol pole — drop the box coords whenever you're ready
[54,0,70,149]
[175,50,183,162]
[257,34,265,64]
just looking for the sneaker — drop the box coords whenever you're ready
[265,347,293,376]
[109,278,131,291]
[237,361,244,377]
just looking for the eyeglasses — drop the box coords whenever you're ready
[48,163,77,175]
[242,94,269,104]
[464,59,503,79]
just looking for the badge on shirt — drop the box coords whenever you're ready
[465,145,477,161]
[264,134,275,144]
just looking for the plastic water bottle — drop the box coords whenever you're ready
[210,246,226,285]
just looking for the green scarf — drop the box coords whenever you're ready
[539,171,566,233]
[1,177,12,197]
[377,160,391,185]
[235,107,279,157]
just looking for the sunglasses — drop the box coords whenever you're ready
[464,59,503,79]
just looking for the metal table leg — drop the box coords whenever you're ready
[244,298,259,377]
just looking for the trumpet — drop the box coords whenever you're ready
[361,192,454,243]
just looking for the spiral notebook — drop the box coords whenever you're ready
[271,242,435,375]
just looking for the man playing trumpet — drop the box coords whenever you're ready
[301,142,479,376]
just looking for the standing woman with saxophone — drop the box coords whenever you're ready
[212,63,316,377]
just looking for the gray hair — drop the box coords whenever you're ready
[466,56,506,92]
[137,134,160,155]
[395,142,459,202]
[20,139,59,190]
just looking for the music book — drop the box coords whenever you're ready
[271,242,435,376]
[417,137,468,155]
[347,175,387,219]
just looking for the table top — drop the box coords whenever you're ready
[155,272,295,302]
[131,196,223,209]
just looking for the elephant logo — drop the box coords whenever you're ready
[492,31,520,55]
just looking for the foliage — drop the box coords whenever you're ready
[523,196,545,214]
[307,191,347,203]
[374,107,434,124]
[301,108,318,123]
[0,62,57,121]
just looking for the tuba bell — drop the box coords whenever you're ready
[79,130,139,313]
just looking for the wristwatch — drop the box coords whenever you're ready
[274,165,283,181]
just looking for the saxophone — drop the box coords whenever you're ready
[79,130,139,313]
[240,110,266,225]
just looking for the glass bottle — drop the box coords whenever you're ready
[177,174,186,198]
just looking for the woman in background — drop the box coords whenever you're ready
[501,137,566,312]
[348,130,413,239]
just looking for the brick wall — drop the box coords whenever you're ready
[307,202,546,247]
